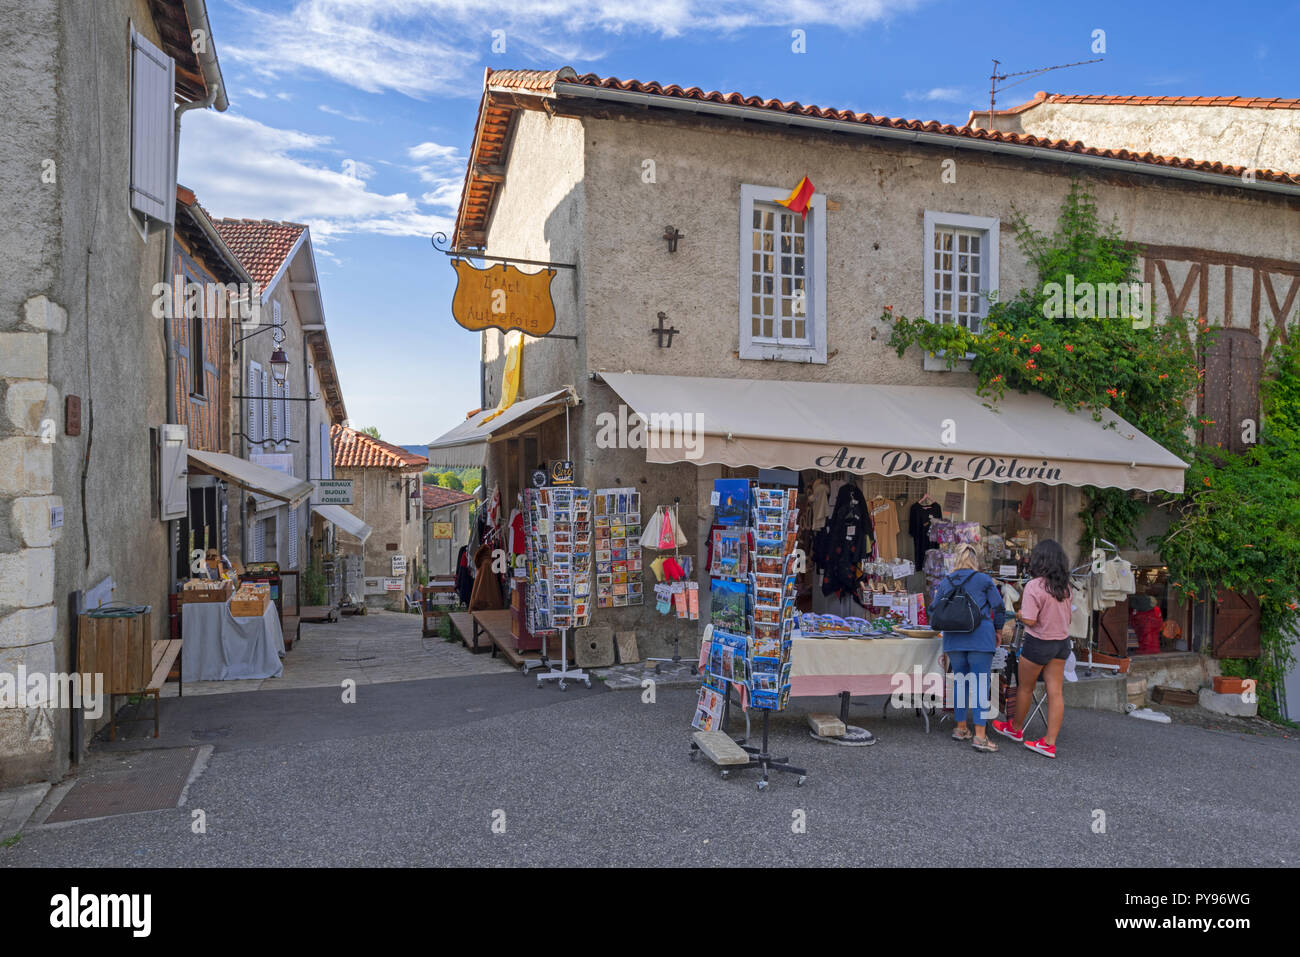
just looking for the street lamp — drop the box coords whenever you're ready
[269,345,290,384]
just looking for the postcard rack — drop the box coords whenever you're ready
[523,485,594,690]
[691,480,807,790]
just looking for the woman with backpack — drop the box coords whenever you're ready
[931,543,1007,752]
[993,540,1074,758]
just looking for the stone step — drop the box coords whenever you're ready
[692,731,750,766]
[807,712,846,737]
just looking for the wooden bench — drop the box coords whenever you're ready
[105,638,183,742]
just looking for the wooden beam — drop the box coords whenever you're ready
[472,164,505,183]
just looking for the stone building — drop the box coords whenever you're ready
[0,0,228,786]
[970,92,1300,178]
[331,427,427,605]
[422,485,475,578]
[429,67,1300,662]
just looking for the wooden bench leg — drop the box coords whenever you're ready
[153,690,160,739]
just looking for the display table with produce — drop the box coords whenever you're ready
[181,583,285,682]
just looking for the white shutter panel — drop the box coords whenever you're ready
[160,424,188,520]
[261,370,271,446]
[271,379,282,445]
[129,29,175,224]
[253,519,265,561]
[247,363,260,443]
[288,508,299,569]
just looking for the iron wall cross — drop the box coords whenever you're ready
[651,311,681,348]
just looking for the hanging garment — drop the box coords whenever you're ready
[809,478,832,530]
[468,543,503,611]
[868,496,901,560]
[1067,590,1091,639]
[820,483,873,599]
[507,508,525,559]
[909,500,943,564]
[454,545,473,605]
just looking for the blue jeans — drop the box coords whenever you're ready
[947,650,994,728]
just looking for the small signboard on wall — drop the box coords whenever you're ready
[430,522,453,539]
[385,577,404,592]
[391,555,408,575]
[313,479,354,505]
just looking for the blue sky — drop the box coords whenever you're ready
[180,0,1299,445]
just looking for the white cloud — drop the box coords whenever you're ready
[222,0,924,98]
[904,87,970,104]
[178,111,454,242]
[320,104,373,122]
[243,88,268,99]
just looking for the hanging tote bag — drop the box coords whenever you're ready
[640,506,666,550]
[657,507,677,551]
[930,572,984,633]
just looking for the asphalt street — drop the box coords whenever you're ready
[3,674,1297,867]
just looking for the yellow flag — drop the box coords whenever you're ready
[481,331,523,425]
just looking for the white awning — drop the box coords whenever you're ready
[311,503,372,543]
[599,373,1188,493]
[426,387,576,469]
[187,449,315,507]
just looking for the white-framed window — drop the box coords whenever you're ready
[923,211,999,333]
[738,184,827,363]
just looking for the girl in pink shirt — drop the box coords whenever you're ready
[992,539,1073,758]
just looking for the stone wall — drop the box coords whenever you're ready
[0,0,174,786]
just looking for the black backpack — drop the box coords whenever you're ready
[930,571,985,633]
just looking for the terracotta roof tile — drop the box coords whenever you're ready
[331,425,429,470]
[455,70,1300,245]
[1041,93,1300,110]
[211,219,307,288]
[422,485,476,510]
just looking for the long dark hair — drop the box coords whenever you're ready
[1028,539,1071,602]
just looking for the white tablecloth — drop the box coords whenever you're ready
[789,636,943,696]
[182,601,285,681]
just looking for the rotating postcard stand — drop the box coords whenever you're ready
[531,485,593,691]
[690,482,807,790]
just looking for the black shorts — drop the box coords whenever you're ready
[1021,634,1071,666]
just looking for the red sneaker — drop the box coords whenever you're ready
[1024,737,1057,758]
[991,719,1023,743]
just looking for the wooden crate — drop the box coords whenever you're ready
[230,596,268,618]
[181,581,233,604]
[1152,685,1198,707]
[78,609,153,695]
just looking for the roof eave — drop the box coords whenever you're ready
[555,81,1300,198]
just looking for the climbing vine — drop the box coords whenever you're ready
[1158,334,1300,722]
[884,181,1200,547]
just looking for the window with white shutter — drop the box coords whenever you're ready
[252,518,265,561]
[321,423,333,479]
[261,369,271,447]
[248,361,263,444]
[129,28,176,224]
[288,507,299,569]
[271,378,283,447]
[159,424,188,520]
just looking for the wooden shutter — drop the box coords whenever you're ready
[270,379,282,446]
[159,424,189,520]
[288,507,299,569]
[1097,601,1130,657]
[129,28,175,223]
[1200,329,1262,454]
[321,423,333,479]
[1212,589,1261,658]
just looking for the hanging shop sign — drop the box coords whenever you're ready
[450,260,557,337]
[550,459,575,486]
[313,479,354,505]
[430,522,453,540]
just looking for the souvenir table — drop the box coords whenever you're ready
[181,601,285,681]
[789,635,946,732]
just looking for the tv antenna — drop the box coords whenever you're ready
[985,57,1104,128]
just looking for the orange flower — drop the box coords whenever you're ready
[992,374,1003,383]
[1106,387,1118,398]
[1203,476,1212,486]
[1064,344,1074,353]
[1030,343,1042,353]
[1025,359,1037,370]
[1159,373,1169,380]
